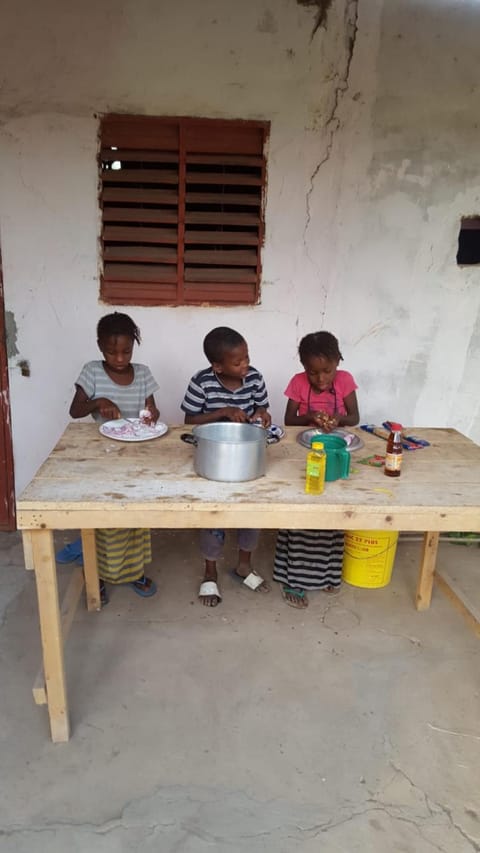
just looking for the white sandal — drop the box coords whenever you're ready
[230,569,270,592]
[242,571,267,591]
[199,580,222,603]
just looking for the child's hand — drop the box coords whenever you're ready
[222,406,249,423]
[311,410,338,432]
[140,404,160,425]
[97,398,121,420]
[250,408,271,428]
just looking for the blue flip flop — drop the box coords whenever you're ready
[56,538,83,564]
[128,576,157,598]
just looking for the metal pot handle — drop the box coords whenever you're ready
[180,433,198,446]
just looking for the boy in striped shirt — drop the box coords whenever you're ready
[181,327,271,607]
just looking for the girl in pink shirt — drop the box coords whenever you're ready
[274,331,359,608]
[284,331,359,430]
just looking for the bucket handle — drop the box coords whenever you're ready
[180,432,197,446]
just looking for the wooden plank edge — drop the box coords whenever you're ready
[16,507,480,531]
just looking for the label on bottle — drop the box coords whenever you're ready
[305,452,325,493]
[385,452,402,472]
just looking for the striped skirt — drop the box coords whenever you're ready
[273,529,344,590]
[95,528,152,584]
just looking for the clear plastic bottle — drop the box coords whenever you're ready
[305,440,326,494]
[384,424,403,478]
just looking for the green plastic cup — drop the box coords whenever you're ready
[310,434,350,481]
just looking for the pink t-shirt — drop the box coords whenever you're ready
[284,370,357,416]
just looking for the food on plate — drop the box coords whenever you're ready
[103,418,158,439]
[100,418,168,442]
[104,420,141,438]
[139,408,153,425]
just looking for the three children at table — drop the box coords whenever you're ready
[60,315,358,611]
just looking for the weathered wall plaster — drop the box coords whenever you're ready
[4,311,19,359]
[0,0,479,493]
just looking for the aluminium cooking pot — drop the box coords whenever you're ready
[180,422,275,482]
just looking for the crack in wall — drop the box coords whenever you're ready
[303,0,359,323]
[304,0,360,231]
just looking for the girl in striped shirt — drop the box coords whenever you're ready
[57,312,160,606]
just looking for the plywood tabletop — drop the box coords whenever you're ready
[16,424,480,531]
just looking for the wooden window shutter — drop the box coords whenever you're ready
[100,116,269,306]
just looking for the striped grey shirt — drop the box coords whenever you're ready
[76,360,159,423]
[181,366,269,418]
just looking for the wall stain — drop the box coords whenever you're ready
[17,359,30,377]
[5,311,19,359]
[257,10,278,34]
[297,0,334,39]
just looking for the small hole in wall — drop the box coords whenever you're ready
[457,216,480,265]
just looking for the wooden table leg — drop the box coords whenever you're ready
[81,529,101,611]
[415,531,440,611]
[435,569,480,638]
[32,565,85,705]
[22,530,35,571]
[30,529,70,742]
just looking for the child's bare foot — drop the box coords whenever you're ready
[232,549,270,592]
[323,585,341,595]
[282,586,308,608]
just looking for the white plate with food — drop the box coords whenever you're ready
[99,419,168,442]
[296,427,364,452]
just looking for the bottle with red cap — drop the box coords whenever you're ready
[384,423,403,478]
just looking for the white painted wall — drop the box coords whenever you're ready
[0,0,479,494]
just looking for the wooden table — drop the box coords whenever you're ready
[17,425,480,741]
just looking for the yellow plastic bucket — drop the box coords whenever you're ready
[342,530,399,589]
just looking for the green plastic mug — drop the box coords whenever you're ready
[310,434,350,481]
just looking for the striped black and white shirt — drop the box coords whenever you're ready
[181,366,269,418]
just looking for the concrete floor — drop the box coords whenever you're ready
[0,529,479,852]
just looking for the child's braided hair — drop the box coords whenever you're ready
[298,331,343,364]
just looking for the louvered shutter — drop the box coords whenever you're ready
[100,116,268,306]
